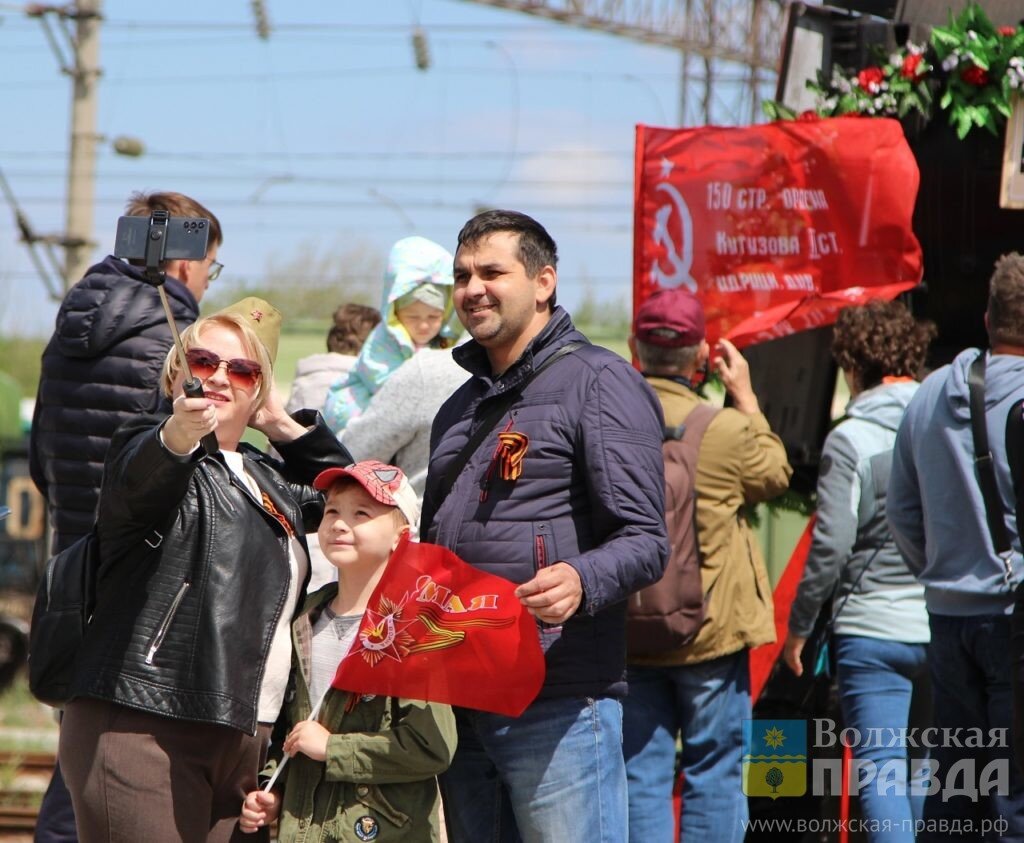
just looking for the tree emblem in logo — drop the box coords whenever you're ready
[742,720,806,799]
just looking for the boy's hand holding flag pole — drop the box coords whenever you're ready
[264,535,546,791]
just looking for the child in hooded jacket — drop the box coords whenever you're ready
[323,237,462,434]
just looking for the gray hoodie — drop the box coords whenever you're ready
[790,380,928,642]
[888,349,1024,616]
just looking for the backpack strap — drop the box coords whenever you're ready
[967,352,1015,586]
[674,403,718,445]
[662,402,718,579]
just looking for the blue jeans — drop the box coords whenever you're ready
[439,696,626,843]
[922,613,1024,841]
[622,650,749,843]
[833,634,928,842]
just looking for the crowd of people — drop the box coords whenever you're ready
[24,189,1024,842]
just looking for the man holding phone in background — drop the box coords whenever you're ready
[28,190,222,843]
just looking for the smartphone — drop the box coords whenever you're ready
[113,215,210,262]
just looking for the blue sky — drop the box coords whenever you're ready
[0,0,771,337]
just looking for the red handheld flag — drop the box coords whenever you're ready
[332,535,546,717]
[633,117,923,350]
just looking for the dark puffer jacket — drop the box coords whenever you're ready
[70,411,352,735]
[422,308,668,700]
[29,256,199,552]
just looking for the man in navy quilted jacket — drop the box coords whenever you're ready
[28,190,221,843]
[421,209,669,843]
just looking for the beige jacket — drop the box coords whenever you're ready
[633,378,792,666]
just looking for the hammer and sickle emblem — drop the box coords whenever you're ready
[650,182,696,292]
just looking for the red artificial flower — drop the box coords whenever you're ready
[998,26,1017,37]
[960,65,991,86]
[900,53,926,83]
[797,110,819,122]
[857,67,885,93]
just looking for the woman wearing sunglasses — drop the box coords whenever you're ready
[57,298,353,843]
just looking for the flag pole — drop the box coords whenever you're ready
[262,687,330,792]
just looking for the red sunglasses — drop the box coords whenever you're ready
[185,348,262,390]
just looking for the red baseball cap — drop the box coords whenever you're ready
[633,288,705,348]
[314,460,420,529]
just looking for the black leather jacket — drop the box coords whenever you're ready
[69,410,352,735]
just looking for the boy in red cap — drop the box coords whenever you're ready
[240,460,456,842]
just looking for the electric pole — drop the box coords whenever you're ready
[64,0,102,288]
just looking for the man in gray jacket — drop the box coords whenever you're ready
[888,253,1024,840]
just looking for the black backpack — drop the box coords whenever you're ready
[626,404,718,656]
[29,523,166,705]
[28,528,100,706]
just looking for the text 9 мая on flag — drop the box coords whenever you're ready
[332,534,545,717]
[633,116,923,350]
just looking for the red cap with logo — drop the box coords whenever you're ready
[313,460,420,529]
[633,288,706,348]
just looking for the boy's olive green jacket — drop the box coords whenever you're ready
[265,584,457,843]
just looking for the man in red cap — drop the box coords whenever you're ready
[622,287,792,843]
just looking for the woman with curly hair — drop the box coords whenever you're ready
[783,298,935,842]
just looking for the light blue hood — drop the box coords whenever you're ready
[941,347,1024,424]
[845,379,919,432]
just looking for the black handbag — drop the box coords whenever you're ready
[29,523,164,705]
[28,528,100,706]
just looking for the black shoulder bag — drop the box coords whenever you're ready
[30,521,166,706]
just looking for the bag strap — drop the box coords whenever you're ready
[439,342,584,500]
[824,541,885,635]
[967,353,1014,570]
[661,403,720,603]
[674,403,718,445]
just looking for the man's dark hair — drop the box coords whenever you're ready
[831,299,935,389]
[986,252,1024,348]
[327,303,381,355]
[457,209,558,308]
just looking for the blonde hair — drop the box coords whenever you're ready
[160,313,273,410]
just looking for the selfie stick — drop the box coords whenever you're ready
[143,212,219,456]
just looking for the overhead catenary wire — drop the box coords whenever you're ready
[1,169,635,189]
[0,165,66,299]
[0,2,698,337]
[0,148,638,160]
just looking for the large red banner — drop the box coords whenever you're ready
[633,117,923,348]
[332,535,546,717]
